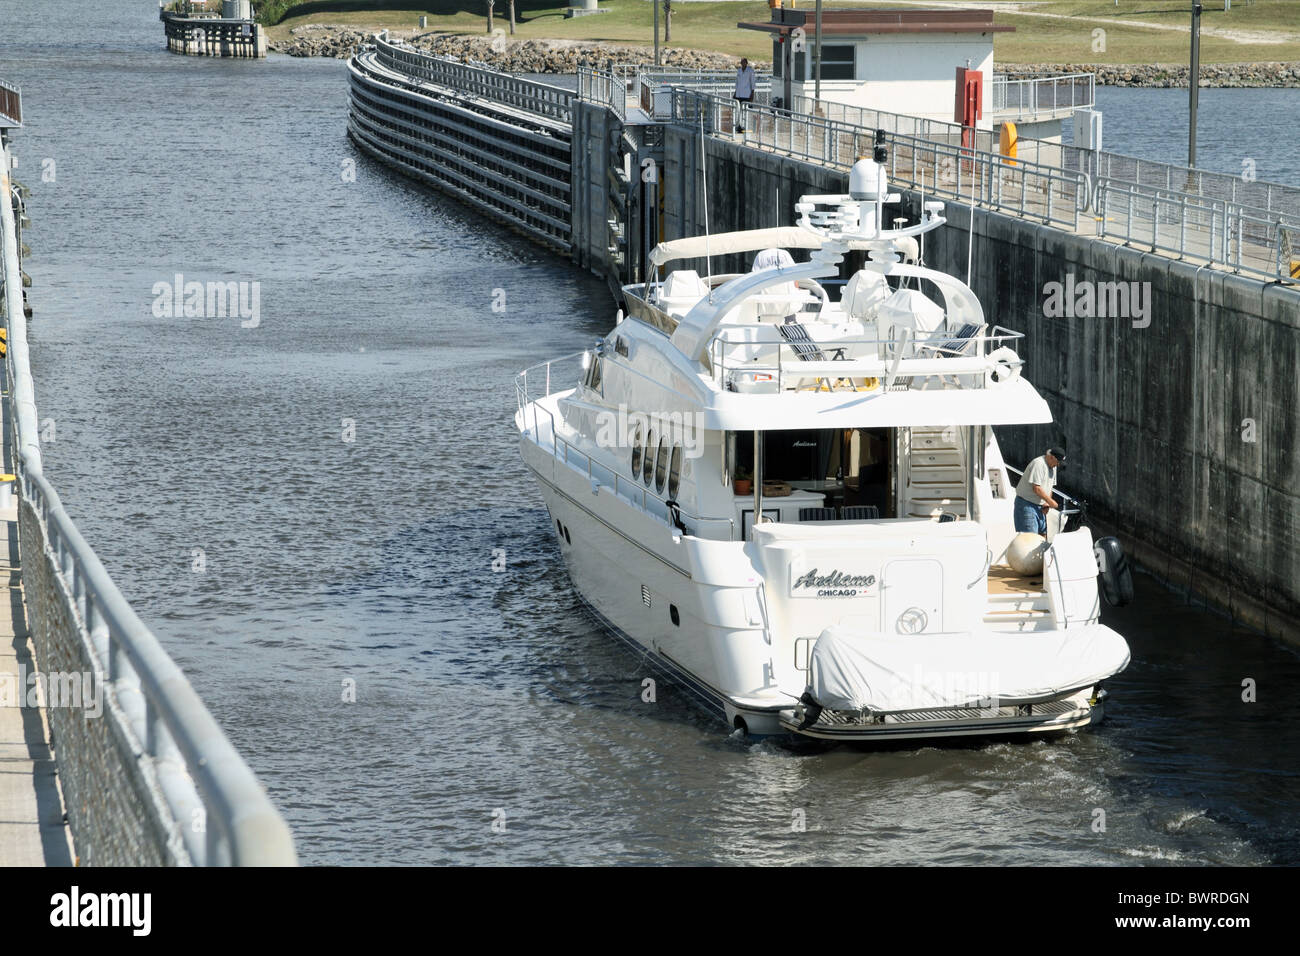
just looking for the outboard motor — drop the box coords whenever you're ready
[1095,536,1134,607]
[796,690,824,731]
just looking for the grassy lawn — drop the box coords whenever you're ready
[264,1,1300,64]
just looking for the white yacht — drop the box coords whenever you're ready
[515,155,1132,741]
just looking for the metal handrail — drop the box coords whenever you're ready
[373,35,575,124]
[1095,178,1300,281]
[674,89,1091,230]
[991,73,1096,117]
[1004,462,1083,518]
[576,66,626,122]
[668,89,1295,282]
[707,325,1026,391]
[2,147,296,865]
[516,352,735,539]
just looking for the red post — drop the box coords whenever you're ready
[954,67,983,149]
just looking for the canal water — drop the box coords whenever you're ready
[4,0,1298,865]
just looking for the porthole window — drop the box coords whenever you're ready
[642,429,656,485]
[564,526,571,544]
[630,422,643,478]
[655,439,669,494]
[668,445,683,500]
[670,604,680,627]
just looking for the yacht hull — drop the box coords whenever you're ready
[522,443,795,735]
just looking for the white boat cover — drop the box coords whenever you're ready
[808,625,1131,713]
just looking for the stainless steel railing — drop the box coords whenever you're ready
[671,88,1299,282]
[516,352,734,540]
[1,142,296,866]
[706,325,1027,392]
[991,73,1096,118]
[675,89,1091,231]
[576,66,626,123]
[373,35,575,124]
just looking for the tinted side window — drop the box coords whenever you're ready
[642,429,656,485]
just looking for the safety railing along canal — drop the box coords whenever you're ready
[676,88,1091,232]
[373,34,575,124]
[991,72,1095,119]
[2,140,296,866]
[671,89,1299,283]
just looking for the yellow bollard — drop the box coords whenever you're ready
[1000,121,1018,167]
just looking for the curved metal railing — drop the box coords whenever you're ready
[2,143,296,866]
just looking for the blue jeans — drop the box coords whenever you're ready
[1013,496,1047,535]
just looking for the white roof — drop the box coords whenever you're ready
[649,227,918,267]
[695,377,1053,430]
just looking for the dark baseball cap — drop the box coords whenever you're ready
[1048,447,1067,465]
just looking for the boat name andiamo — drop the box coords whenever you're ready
[792,569,877,598]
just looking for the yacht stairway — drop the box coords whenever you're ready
[907,427,967,519]
[984,566,1052,631]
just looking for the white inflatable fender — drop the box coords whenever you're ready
[987,346,1022,384]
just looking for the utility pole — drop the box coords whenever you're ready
[1189,1,1201,167]
[654,0,660,67]
[814,0,823,109]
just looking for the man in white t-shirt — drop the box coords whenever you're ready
[734,58,756,132]
[1013,447,1065,535]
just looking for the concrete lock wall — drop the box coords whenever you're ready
[660,127,1300,642]
[923,204,1300,643]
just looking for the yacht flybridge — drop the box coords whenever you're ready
[515,154,1131,742]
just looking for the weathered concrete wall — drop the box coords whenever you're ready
[925,203,1300,643]
[571,101,614,281]
[663,127,848,277]
[659,126,1300,643]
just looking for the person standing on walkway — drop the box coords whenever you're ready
[734,58,756,132]
[1013,447,1065,535]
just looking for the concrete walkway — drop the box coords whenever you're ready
[0,418,73,866]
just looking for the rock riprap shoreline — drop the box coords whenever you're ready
[271,26,1300,88]
[1000,61,1300,88]
[271,27,762,72]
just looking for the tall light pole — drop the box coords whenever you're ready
[814,0,823,109]
[1189,1,1201,168]
[654,0,661,66]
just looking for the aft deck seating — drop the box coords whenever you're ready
[893,321,988,391]
[778,320,850,391]
[931,322,984,354]
[799,507,837,521]
[841,505,880,520]
[915,321,988,389]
